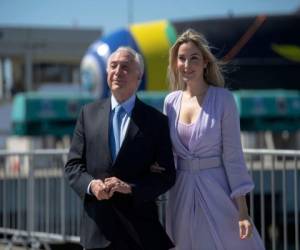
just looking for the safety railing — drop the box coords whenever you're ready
[0,149,299,250]
[0,149,79,249]
[244,149,300,250]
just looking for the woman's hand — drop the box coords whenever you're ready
[239,217,253,239]
[235,195,253,239]
[150,162,166,173]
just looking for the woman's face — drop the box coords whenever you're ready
[176,41,207,84]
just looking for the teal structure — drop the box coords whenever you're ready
[11,90,300,136]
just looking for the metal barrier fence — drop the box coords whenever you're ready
[0,149,299,250]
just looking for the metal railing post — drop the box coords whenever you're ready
[271,155,276,250]
[294,157,299,250]
[260,154,265,244]
[282,156,287,250]
[27,153,35,246]
[60,164,66,241]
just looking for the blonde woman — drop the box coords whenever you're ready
[164,29,265,250]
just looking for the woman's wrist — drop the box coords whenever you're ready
[235,195,249,220]
[239,211,249,220]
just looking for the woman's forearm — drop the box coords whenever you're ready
[235,195,249,220]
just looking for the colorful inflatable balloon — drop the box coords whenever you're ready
[81,14,300,98]
[80,20,177,98]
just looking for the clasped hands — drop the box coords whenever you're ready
[91,162,164,200]
[90,177,132,200]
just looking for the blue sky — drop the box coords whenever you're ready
[0,0,299,33]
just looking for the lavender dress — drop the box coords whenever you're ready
[164,86,265,250]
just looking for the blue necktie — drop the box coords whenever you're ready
[111,105,124,160]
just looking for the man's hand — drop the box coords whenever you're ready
[90,179,110,200]
[104,177,132,197]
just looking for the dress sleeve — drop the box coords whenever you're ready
[221,90,254,198]
[163,94,170,115]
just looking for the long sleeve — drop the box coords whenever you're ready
[130,113,176,202]
[64,107,94,200]
[221,91,254,199]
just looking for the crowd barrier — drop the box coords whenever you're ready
[0,149,299,250]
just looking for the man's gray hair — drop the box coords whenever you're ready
[107,46,144,79]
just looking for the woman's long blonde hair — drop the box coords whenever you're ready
[168,29,225,91]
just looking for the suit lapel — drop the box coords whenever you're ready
[95,98,113,164]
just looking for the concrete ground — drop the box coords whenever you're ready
[0,243,83,250]
[0,244,26,250]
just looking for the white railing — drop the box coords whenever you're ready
[244,149,300,250]
[0,149,299,250]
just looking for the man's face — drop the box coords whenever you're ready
[107,50,140,102]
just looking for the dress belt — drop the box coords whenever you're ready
[177,156,222,171]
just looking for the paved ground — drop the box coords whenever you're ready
[0,244,26,250]
[0,243,83,250]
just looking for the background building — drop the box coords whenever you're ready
[0,26,102,99]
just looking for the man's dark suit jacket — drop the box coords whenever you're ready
[65,97,176,250]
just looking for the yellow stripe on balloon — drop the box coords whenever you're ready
[272,44,300,62]
[130,20,175,91]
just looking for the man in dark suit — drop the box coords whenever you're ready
[65,47,176,250]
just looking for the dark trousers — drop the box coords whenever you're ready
[85,246,112,250]
[85,245,113,250]
[86,243,140,250]
[85,234,142,250]
[85,216,143,250]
